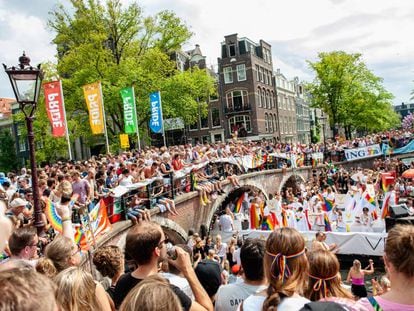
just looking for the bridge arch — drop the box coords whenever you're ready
[277,172,307,195]
[205,184,268,232]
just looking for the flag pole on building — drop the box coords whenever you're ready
[59,80,72,160]
[99,82,110,155]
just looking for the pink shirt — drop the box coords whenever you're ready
[359,296,414,311]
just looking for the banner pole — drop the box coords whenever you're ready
[59,80,72,160]
[99,82,110,155]
[131,86,141,150]
[158,91,167,147]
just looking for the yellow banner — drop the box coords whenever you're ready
[83,82,104,134]
[120,134,130,149]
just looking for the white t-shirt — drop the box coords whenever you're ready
[232,248,241,266]
[215,281,267,311]
[161,272,194,300]
[215,242,228,259]
[240,294,309,311]
[118,175,134,186]
[219,214,234,232]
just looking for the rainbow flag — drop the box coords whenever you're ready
[381,174,394,193]
[324,197,335,212]
[364,193,375,206]
[88,199,112,239]
[261,213,276,230]
[234,194,244,213]
[324,213,332,231]
[44,194,79,233]
[250,203,260,229]
[371,210,378,220]
[318,194,334,212]
[381,193,391,219]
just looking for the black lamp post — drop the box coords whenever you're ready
[3,52,44,235]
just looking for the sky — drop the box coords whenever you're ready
[0,0,413,105]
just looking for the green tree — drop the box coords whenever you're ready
[0,130,18,172]
[307,51,399,138]
[47,0,213,152]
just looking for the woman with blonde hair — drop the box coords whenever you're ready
[55,267,111,311]
[242,227,309,310]
[359,224,414,310]
[305,250,352,301]
[119,274,181,311]
[346,258,374,298]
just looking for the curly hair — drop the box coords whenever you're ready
[93,245,123,278]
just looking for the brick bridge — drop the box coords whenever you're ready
[100,152,393,248]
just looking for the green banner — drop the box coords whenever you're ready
[120,86,138,134]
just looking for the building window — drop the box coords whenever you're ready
[265,113,268,132]
[211,108,220,127]
[266,90,271,109]
[262,90,266,108]
[200,114,209,129]
[255,65,260,81]
[223,67,233,84]
[189,122,198,131]
[202,135,211,143]
[260,67,264,83]
[273,114,278,133]
[228,115,252,135]
[228,44,236,57]
[257,88,262,108]
[237,64,246,81]
[264,70,268,85]
[226,90,248,110]
[19,140,26,152]
[177,59,185,72]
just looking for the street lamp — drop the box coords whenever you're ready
[3,52,44,234]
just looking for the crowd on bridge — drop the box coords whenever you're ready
[0,128,414,310]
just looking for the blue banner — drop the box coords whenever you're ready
[149,91,163,133]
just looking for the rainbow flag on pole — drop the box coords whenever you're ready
[324,213,332,231]
[261,213,276,230]
[364,193,375,206]
[234,194,244,213]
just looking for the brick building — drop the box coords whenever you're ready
[171,45,225,144]
[218,34,279,142]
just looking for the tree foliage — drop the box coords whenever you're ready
[307,51,399,138]
[46,0,214,152]
[0,130,18,172]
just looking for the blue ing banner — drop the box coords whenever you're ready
[149,91,163,133]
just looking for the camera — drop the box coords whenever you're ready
[166,242,177,260]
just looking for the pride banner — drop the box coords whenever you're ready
[43,81,66,137]
[83,82,105,134]
[120,86,138,134]
[344,144,382,161]
[149,91,163,134]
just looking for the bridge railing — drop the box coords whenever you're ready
[89,148,374,223]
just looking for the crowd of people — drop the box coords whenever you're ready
[1,207,413,310]
[0,129,414,310]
